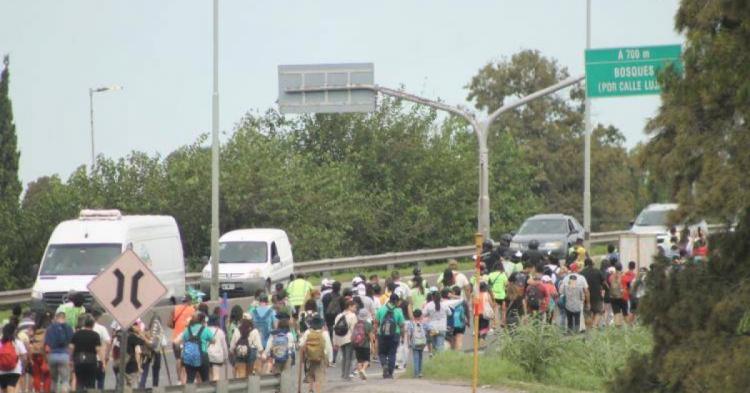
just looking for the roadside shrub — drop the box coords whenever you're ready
[493,319,566,378]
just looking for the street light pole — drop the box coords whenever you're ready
[583,0,593,246]
[88,85,122,169]
[285,75,584,239]
[209,0,220,301]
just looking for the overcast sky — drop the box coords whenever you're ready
[0,0,682,187]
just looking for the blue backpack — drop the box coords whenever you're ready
[253,308,273,346]
[452,303,466,329]
[270,331,290,364]
[182,326,204,367]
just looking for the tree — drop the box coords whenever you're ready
[641,0,750,224]
[0,55,22,288]
[465,50,637,230]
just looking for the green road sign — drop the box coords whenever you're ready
[585,44,682,98]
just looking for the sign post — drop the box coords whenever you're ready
[88,250,168,392]
[585,44,683,98]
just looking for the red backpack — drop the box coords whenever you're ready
[0,341,19,371]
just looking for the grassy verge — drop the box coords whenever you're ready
[422,324,651,393]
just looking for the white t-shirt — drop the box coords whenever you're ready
[0,339,27,375]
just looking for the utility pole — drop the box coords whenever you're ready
[583,0,593,246]
[210,0,220,301]
[88,85,122,169]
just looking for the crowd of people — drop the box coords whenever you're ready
[0,229,710,393]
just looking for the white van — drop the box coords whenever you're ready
[200,229,293,298]
[630,203,707,245]
[30,209,186,311]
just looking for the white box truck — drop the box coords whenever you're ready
[200,228,294,298]
[30,209,186,311]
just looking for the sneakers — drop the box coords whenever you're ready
[358,369,367,380]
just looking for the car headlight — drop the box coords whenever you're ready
[31,289,43,300]
[541,241,562,250]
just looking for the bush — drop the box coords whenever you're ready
[424,323,651,392]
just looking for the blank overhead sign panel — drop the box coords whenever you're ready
[278,63,376,114]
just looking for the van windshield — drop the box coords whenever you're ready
[220,241,267,263]
[40,244,122,275]
[635,210,672,226]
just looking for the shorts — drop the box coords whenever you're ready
[305,361,325,382]
[354,347,370,363]
[630,298,639,312]
[0,374,20,389]
[452,327,466,335]
[589,299,604,314]
[611,298,629,316]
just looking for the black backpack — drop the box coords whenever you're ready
[325,295,342,319]
[379,309,397,338]
[526,284,543,310]
[333,315,349,336]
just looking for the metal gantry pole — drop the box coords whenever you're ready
[210,0,220,301]
[583,0,593,246]
[89,88,95,169]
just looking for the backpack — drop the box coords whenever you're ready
[0,341,18,371]
[325,295,342,319]
[182,326,204,368]
[207,328,224,364]
[610,272,624,299]
[333,314,349,337]
[351,321,367,347]
[234,333,251,361]
[526,284,543,310]
[304,330,325,363]
[270,332,290,364]
[379,309,396,338]
[411,323,427,349]
[49,323,70,350]
[452,303,466,329]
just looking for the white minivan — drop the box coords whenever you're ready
[630,203,707,245]
[200,229,294,298]
[30,209,186,311]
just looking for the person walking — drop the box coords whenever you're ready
[487,263,509,328]
[375,294,405,379]
[206,315,228,382]
[332,301,357,381]
[581,258,606,329]
[139,316,166,389]
[229,319,262,378]
[44,312,72,393]
[0,323,27,393]
[299,316,332,393]
[169,296,195,385]
[351,309,373,380]
[173,313,215,384]
[29,314,51,393]
[562,275,586,333]
[287,273,314,316]
[88,309,111,390]
[69,316,100,392]
[251,295,276,353]
[55,293,85,330]
[422,290,450,352]
[406,310,428,378]
[262,317,294,375]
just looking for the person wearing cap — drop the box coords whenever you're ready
[45,311,73,393]
[169,295,195,384]
[374,294,405,379]
[352,276,367,298]
[299,316,332,393]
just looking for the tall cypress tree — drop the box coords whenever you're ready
[0,55,22,289]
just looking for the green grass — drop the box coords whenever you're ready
[305,258,476,286]
[422,324,651,393]
[0,309,10,322]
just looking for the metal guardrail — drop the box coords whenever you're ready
[1,224,732,306]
